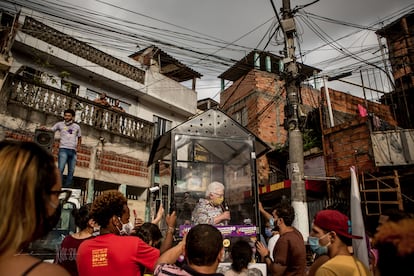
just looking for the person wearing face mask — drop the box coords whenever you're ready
[55,203,97,276]
[76,190,160,276]
[309,209,370,276]
[264,224,273,240]
[307,205,348,276]
[0,140,70,276]
[256,202,306,276]
[191,181,231,225]
[46,108,82,188]
[307,231,330,276]
[258,203,280,261]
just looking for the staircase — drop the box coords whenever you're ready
[360,170,404,216]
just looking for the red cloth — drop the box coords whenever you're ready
[77,233,160,276]
[358,104,368,117]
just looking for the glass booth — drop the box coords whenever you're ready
[148,109,269,262]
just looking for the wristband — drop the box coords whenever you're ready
[264,255,272,262]
[167,226,175,234]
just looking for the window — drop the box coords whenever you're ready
[61,80,79,95]
[86,88,100,101]
[153,115,172,137]
[21,66,41,81]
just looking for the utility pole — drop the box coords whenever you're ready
[281,0,309,239]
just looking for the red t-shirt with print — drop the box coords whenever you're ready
[77,233,159,276]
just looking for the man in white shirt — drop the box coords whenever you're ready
[51,109,81,187]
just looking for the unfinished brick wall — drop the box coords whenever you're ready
[221,69,320,146]
[323,117,376,179]
[321,88,398,179]
[97,151,148,177]
[322,87,397,127]
[220,70,261,109]
[76,146,91,169]
[220,69,320,185]
[379,13,414,81]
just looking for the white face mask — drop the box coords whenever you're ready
[92,226,101,236]
[117,217,133,236]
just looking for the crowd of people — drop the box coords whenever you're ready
[0,140,413,276]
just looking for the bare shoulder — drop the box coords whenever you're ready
[0,255,69,276]
[33,262,70,275]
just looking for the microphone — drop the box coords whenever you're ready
[221,201,229,226]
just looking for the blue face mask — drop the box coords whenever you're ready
[308,235,329,256]
[269,217,274,228]
[265,227,273,238]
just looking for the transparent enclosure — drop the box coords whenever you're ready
[27,201,77,260]
[171,134,258,232]
[148,109,269,262]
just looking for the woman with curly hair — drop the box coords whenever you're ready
[0,140,69,275]
[373,218,414,276]
[76,190,160,276]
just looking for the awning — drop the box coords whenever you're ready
[244,179,326,197]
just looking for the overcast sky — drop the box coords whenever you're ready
[2,0,414,101]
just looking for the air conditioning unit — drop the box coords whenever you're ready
[34,129,55,152]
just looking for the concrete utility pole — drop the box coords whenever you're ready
[281,0,309,239]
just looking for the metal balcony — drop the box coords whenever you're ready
[3,74,154,145]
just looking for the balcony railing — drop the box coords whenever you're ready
[6,74,154,144]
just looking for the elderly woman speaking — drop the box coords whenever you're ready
[191,181,231,225]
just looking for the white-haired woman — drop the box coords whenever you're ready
[191,181,231,225]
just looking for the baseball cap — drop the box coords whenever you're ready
[313,210,362,239]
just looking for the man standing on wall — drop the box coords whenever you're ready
[51,108,82,188]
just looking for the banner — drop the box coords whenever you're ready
[179,224,257,237]
[350,166,369,268]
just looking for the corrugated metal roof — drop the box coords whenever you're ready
[129,45,202,82]
[218,50,320,82]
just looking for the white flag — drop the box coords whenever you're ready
[350,166,370,268]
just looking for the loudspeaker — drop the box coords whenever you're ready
[34,129,55,152]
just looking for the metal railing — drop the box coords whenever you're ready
[6,74,154,144]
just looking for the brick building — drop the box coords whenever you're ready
[218,49,414,227]
[377,11,414,129]
[219,50,321,189]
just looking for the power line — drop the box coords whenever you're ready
[2,0,412,100]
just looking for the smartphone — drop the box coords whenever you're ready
[155,199,161,214]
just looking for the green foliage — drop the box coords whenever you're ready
[271,143,288,153]
[303,129,322,151]
[32,49,72,89]
[59,71,71,79]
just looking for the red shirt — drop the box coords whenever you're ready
[55,234,94,276]
[77,233,160,276]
